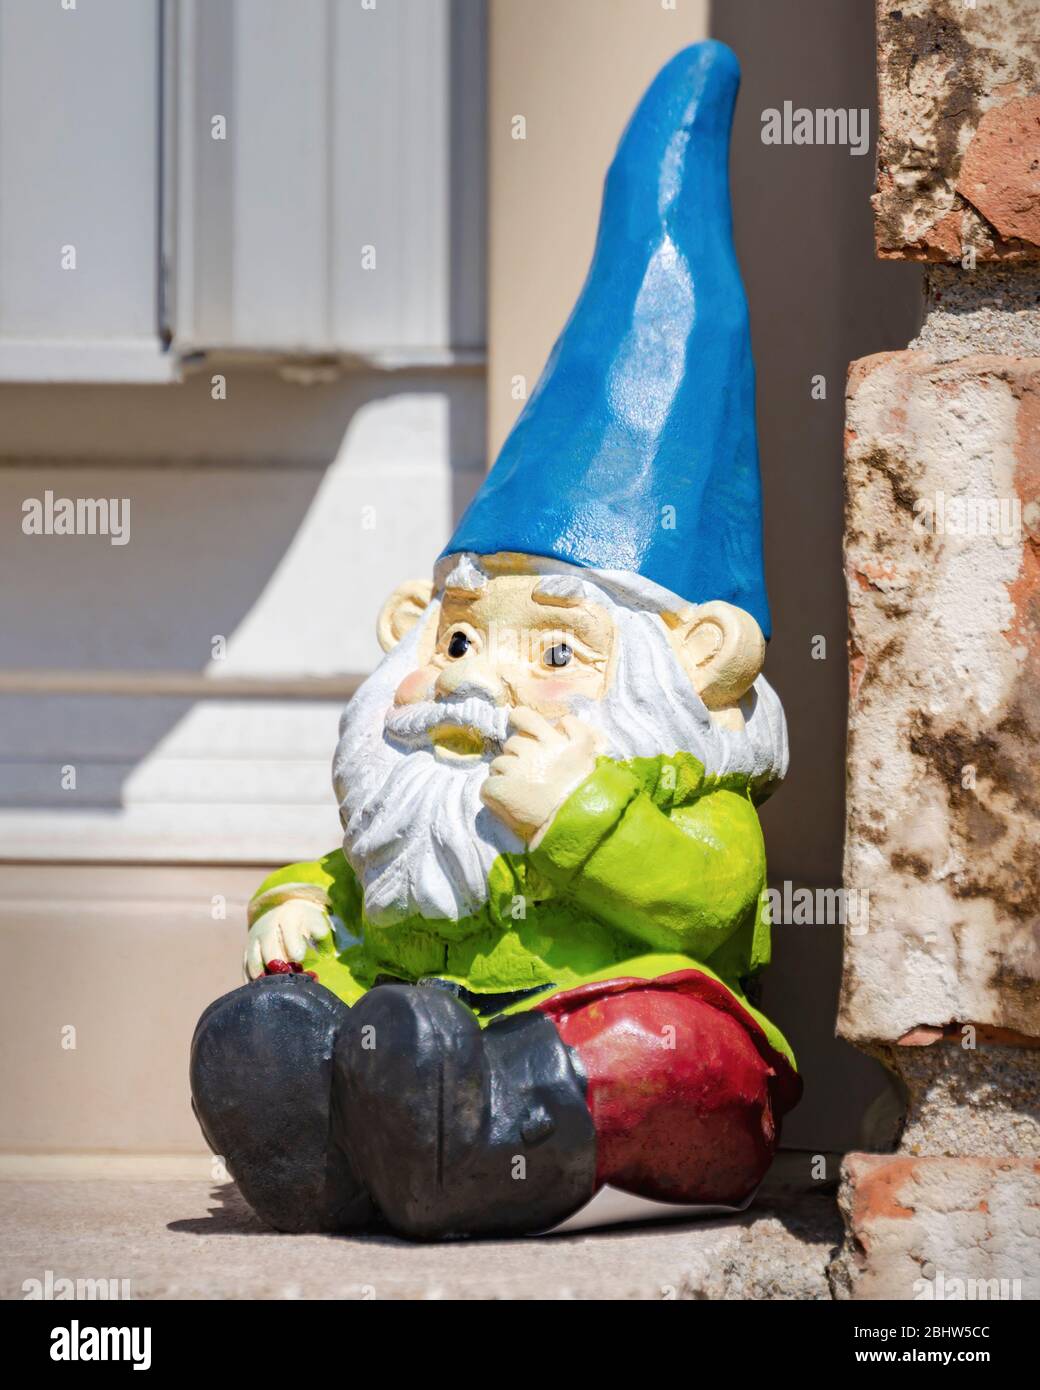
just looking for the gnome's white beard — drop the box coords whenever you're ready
[333,591,788,927]
[333,621,520,926]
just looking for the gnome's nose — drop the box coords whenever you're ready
[435,664,508,706]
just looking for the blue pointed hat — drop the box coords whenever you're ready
[440,41,770,638]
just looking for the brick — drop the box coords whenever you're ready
[832,1153,1040,1299]
[842,351,1040,1044]
[874,0,1040,262]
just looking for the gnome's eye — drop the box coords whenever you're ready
[543,643,573,669]
[447,631,471,659]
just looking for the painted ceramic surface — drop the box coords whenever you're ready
[248,746,792,1067]
[442,40,770,637]
[190,42,799,1240]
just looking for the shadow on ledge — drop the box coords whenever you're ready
[167,1151,844,1252]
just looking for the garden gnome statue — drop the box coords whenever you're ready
[191,40,800,1239]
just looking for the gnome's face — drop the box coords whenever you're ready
[394,571,615,753]
[334,554,785,927]
[375,566,619,853]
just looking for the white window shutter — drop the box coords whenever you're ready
[0,0,170,381]
[170,0,487,361]
[0,0,486,379]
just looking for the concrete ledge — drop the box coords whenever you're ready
[0,1166,841,1301]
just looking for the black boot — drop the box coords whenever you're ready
[189,974,376,1233]
[332,983,596,1239]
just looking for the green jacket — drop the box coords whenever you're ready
[250,752,795,1067]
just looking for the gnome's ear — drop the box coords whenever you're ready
[377,580,434,652]
[672,601,766,709]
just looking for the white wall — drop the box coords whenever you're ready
[0,366,484,863]
[0,0,488,1153]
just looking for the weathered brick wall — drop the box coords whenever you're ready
[833,0,1040,1300]
[874,0,1039,262]
[843,349,1040,1046]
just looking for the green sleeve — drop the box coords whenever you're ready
[529,759,765,960]
[250,848,362,929]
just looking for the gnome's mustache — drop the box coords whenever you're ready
[383,697,510,753]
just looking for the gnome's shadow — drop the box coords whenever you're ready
[164,1184,419,1247]
[168,1166,842,1250]
[167,1183,394,1242]
[167,1183,270,1237]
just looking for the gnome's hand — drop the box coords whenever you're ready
[481,708,601,843]
[244,899,332,980]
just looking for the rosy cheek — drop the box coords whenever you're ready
[538,679,575,703]
[521,678,582,718]
[394,665,436,706]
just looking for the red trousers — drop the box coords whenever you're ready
[536,970,801,1206]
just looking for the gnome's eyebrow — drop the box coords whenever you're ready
[443,586,482,604]
[531,580,584,608]
[531,581,613,649]
[531,590,580,609]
